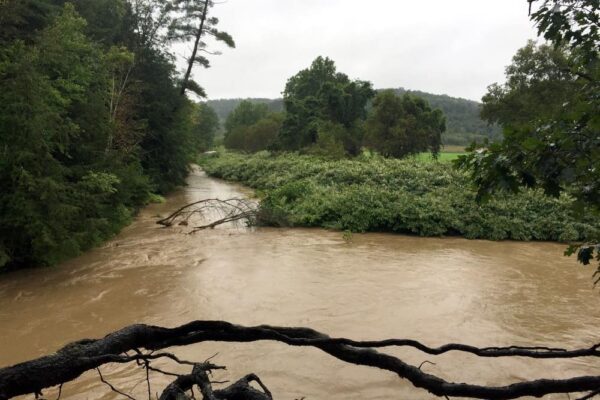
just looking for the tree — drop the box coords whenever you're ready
[0,0,211,269]
[279,56,375,153]
[169,0,235,97]
[224,101,269,137]
[0,3,146,269]
[194,102,220,151]
[3,320,600,400]
[363,90,444,158]
[458,0,600,271]
[0,0,62,44]
[243,114,283,153]
[223,101,282,152]
[224,100,269,133]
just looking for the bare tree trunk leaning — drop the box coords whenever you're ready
[180,0,210,96]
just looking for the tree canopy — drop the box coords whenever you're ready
[459,0,599,270]
[0,0,226,270]
[364,90,445,158]
[223,101,282,152]
[279,56,375,153]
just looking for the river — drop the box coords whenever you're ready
[1,167,599,399]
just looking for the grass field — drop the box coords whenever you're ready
[414,146,466,162]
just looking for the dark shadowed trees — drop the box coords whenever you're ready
[364,90,445,158]
[194,103,220,151]
[224,101,282,152]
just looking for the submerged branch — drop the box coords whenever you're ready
[157,198,258,232]
[1,321,600,399]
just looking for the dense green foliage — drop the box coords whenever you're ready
[223,101,283,152]
[194,103,220,152]
[279,56,375,155]
[207,90,498,146]
[221,57,445,158]
[0,0,219,270]
[224,101,270,135]
[200,152,599,242]
[460,0,599,269]
[224,111,283,153]
[392,88,501,145]
[364,90,444,158]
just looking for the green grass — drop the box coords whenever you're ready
[414,152,465,162]
[414,146,466,163]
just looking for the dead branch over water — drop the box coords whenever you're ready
[1,321,600,399]
[157,198,258,233]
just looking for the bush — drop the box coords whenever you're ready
[199,151,600,242]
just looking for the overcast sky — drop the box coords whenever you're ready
[175,0,540,102]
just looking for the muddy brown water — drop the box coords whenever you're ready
[1,168,600,399]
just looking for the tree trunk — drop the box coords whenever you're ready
[180,0,210,96]
[2,321,600,399]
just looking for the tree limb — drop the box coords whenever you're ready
[1,321,600,399]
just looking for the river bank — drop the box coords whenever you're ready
[199,151,599,242]
[1,167,599,399]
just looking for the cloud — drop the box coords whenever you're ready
[174,0,538,102]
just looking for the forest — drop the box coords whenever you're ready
[1,0,599,399]
[0,0,222,270]
[207,88,501,146]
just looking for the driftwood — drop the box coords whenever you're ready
[157,198,258,233]
[1,321,600,399]
[159,362,272,400]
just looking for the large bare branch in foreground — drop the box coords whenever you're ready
[1,321,600,399]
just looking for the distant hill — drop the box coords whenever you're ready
[207,98,284,121]
[206,88,500,146]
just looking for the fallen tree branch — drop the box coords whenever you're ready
[156,198,257,232]
[159,363,272,400]
[1,321,600,399]
[97,367,136,400]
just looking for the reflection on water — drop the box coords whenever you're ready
[1,167,599,399]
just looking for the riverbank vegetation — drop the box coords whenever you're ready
[200,151,599,242]
[0,0,226,270]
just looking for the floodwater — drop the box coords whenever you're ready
[1,167,599,399]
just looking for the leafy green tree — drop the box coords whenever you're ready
[459,0,600,272]
[194,102,220,151]
[364,90,444,158]
[73,0,128,44]
[241,113,284,153]
[0,0,62,43]
[309,121,351,159]
[0,0,215,270]
[392,88,502,146]
[224,101,282,152]
[134,46,196,193]
[279,56,375,153]
[0,4,142,269]
[529,0,599,66]
[224,101,269,136]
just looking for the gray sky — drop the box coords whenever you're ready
[176,0,539,102]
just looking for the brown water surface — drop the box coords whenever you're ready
[1,168,599,399]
